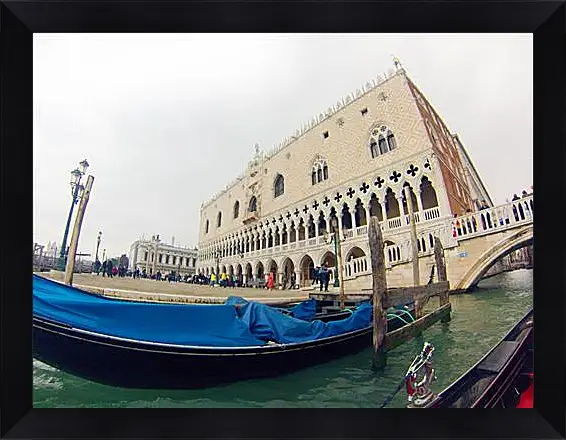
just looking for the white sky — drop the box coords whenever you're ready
[33,33,532,259]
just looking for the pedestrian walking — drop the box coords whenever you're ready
[319,263,330,292]
[266,271,275,291]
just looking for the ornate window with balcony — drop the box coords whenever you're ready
[274,174,285,198]
[243,196,259,224]
[311,155,329,185]
[369,125,397,158]
[249,196,257,212]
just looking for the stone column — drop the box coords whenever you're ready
[152,243,158,275]
[415,188,424,213]
[337,214,343,236]
[295,270,301,289]
[132,244,139,270]
[404,186,420,286]
[431,154,452,217]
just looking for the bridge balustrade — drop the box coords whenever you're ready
[452,195,533,240]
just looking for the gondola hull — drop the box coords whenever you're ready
[33,312,411,389]
[424,308,533,408]
[33,317,374,389]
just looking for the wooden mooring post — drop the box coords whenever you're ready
[367,219,452,366]
[368,216,388,367]
[434,236,451,322]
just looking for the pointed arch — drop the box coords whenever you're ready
[420,176,439,209]
[386,130,397,151]
[378,135,388,154]
[233,201,240,219]
[401,183,419,214]
[369,193,383,221]
[345,246,366,261]
[385,188,400,219]
[274,174,285,198]
[249,196,257,212]
[317,211,327,236]
[341,203,353,230]
[354,198,367,226]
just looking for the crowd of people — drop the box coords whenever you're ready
[93,259,127,278]
[312,263,331,292]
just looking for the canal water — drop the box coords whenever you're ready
[33,269,533,408]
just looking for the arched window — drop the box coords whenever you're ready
[217,212,222,228]
[420,176,439,210]
[370,140,379,158]
[378,135,388,154]
[274,174,285,198]
[249,196,257,212]
[369,125,397,158]
[205,219,209,234]
[233,201,240,219]
[311,155,329,185]
[387,130,397,151]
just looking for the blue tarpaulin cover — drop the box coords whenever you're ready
[225,296,317,321]
[289,298,317,321]
[33,275,372,347]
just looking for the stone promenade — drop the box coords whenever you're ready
[39,271,311,304]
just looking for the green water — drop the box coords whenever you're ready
[33,269,533,408]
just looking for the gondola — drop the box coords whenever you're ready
[405,308,533,408]
[33,274,412,389]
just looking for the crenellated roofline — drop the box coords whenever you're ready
[200,62,407,210]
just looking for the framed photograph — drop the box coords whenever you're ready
[2,1,564,439]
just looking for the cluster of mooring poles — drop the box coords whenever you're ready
[367,188,452,367]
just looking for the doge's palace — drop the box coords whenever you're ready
[196,61,491,290]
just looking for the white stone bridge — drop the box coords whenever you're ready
[330,195,534,292]
[444,195,533,291]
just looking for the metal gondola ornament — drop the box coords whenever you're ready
[406,342,438,408]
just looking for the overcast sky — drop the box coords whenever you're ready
[33,33,532,259]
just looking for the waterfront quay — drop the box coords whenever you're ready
[38,271,309,304]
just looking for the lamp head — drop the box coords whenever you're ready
[79,159,89,174]
[70,168,82,185]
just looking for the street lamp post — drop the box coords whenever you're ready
[95,231,102,262]
[214,250,220,275]
[58,159,89,270]
[331,217,346,309]
[332,221,340,288]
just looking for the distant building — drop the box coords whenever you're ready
[129,235,198,276]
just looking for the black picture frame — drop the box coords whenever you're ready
[1,1,564,438]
